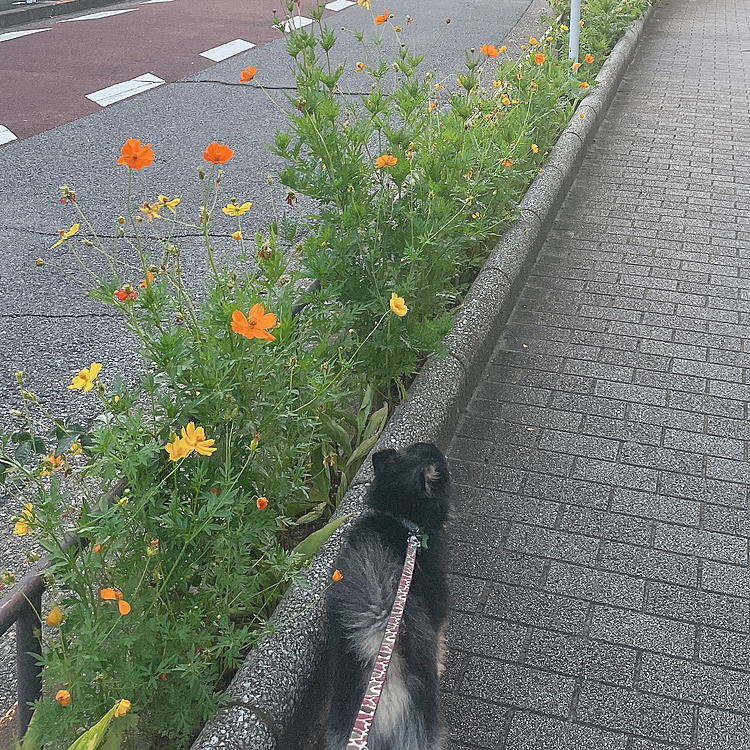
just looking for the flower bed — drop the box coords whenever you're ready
[1,1,651,747]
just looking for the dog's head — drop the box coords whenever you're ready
[368,442,451,531]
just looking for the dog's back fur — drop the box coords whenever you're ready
[326,443,451,750]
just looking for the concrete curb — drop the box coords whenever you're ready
[191,5,656,749]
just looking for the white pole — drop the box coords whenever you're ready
[569,0,581,62]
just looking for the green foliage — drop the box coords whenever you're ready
[0,0,652,747]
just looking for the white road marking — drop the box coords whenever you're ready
[280,16,313,31]
[200,39,256,62]
[86,73,165,107]
[58,9,137,22]
[325,0,355,10]
[0,28,51,42]
[0,126,18,146]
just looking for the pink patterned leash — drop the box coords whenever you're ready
[345,532,422,750]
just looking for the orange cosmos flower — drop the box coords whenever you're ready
[376,154,397,169]
[203,142,234,164]
[501,158,514,167]
[100,587,131,615]
[41,451,64,477]
[115,284,137,302]
[240,66,256,82]
[580,81,590,90]
[231,304,277,341]
[256,496,268,510]
[480,44,499,58]
[332,569,343,582]
[374,8,388,24]
[139,271,155,288]
[534,52,545,65]
[117,139,154,170]
[572,61,582,70]
[584,54,594,63]
[56,690,71,707]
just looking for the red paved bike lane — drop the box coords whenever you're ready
[0,0,340,141]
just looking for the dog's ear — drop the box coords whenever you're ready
[372,448,398,476]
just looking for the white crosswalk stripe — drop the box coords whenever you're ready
[0,125,18,146]
[280,16,314,31]
[0,28,51,43]
[200,39,256,62]
[325,0,355,10]
[85,73,165,107]
[58,9,137,22]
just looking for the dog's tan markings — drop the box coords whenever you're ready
[423,465,440,497]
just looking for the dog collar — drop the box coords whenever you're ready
[380,512,429,549]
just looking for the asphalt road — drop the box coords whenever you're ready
[1,0,310,140]
[0,0,538,736]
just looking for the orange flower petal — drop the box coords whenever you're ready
[203,142,234,164]
[117,599,131,616]
[100,588,117,601]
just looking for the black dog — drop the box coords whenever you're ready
[326,443,451,750]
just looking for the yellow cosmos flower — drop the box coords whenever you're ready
[68,362,102,392]
[180,422,217,456]
[232,231,242,241]
[46,606,64,627]
[157,195,180,214]
[139,201,161,222]
[50,223,79,250]
[21,503,33,520]
[114,699,131,717]
[532,143,539,153]
[389,292,408,317]
[13,518,29,536]
[165,434,191,461]
[529,36,539,45]
[357,0,370,8]
[222,201,253,217]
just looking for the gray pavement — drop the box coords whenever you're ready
[441,0,750,747]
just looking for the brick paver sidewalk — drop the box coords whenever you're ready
[442,0,750,747]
